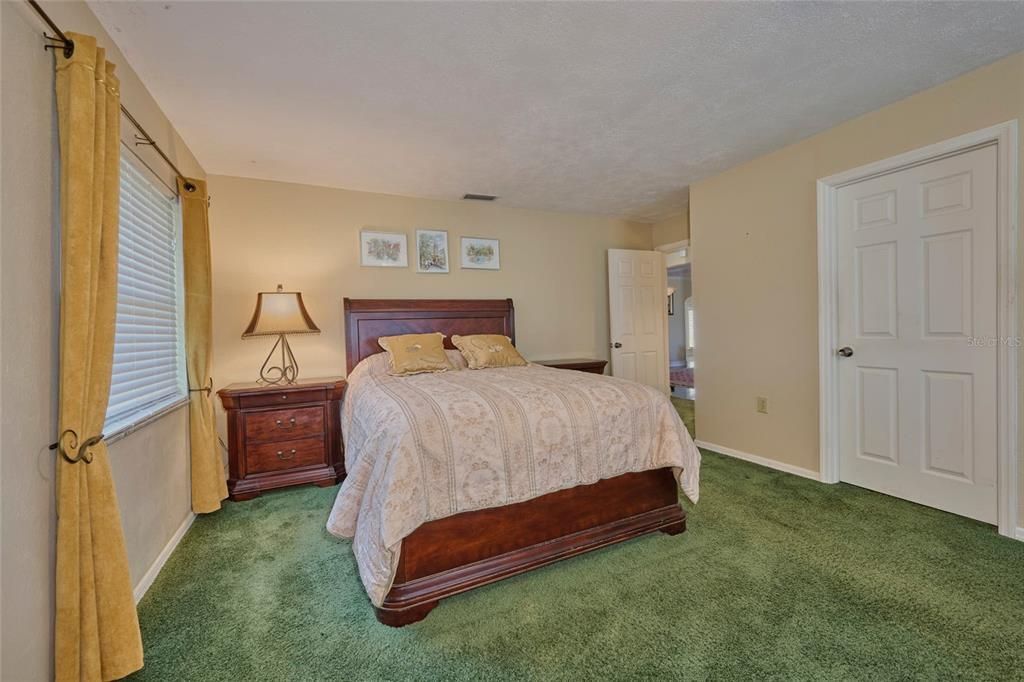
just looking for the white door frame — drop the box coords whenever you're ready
[656,239,691,268]
[816,121,1019,539]
[655,238,690,253]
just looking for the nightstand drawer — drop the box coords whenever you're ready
[239,387,326,409]
[248,436,326,474]
[245,406,324,443]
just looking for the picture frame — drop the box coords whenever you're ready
[460,236,500,270]
[360,229,408,268]
[416,229,450,273]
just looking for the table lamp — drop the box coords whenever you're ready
[242,284,320,384]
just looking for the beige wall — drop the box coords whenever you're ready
[1,3,204,679]
[108,411,192,588]
[690,52,1024,515]
[208,175,652,396]
[652,209,690,247]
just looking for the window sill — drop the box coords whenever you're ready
[105,395,190,446]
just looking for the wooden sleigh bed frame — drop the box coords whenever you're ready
[343,298,686,626]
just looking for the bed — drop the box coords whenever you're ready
[327,298,701,625]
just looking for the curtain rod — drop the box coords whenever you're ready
[27,0,197,194]
[120,106,196,193]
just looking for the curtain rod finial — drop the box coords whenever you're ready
[43,33,74,58]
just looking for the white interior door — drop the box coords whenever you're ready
[836,144,998,523]
[608,249,669,392]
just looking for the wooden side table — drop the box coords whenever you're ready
[534,358,608,375]
[218,377,346,501]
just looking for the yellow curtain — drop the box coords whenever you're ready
[179,177,228,513]
[54,34,144,681]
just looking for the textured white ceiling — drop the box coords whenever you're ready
[89,1,1024,221]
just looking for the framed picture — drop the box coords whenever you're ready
[360,230,408,268]
[460,237,500,270]
[416,229,449,273]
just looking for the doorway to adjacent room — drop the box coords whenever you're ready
[667,263,693,400]
[660,240,695,438]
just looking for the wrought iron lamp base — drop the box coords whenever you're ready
[258,334,300,385]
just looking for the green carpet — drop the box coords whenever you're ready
[132,432,1024,679]
[672,396,695,438]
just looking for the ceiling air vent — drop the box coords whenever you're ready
[463,193,497,201]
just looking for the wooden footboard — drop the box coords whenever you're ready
[375,467,685,626]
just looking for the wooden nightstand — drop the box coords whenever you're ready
[218,377,346,501]
[535,358,608,375]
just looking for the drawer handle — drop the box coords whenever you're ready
[276,449,297,460]
[280,394,288,400]
[275,417,298,428]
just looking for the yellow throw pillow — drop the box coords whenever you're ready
[377,332,455,376]
[451,334,528,369]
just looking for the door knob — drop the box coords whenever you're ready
[612,342,623,349]
[836,346,854,358]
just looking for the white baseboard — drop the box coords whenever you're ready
[695,440,821,481]
[697,442,1023,538]
[134,512,196,603]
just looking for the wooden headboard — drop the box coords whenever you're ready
[343,298,516,373]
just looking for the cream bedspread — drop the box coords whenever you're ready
[327,351,701,606]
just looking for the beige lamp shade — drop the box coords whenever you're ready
[242,285,320,337]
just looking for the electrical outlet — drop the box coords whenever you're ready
[756,396,768,414]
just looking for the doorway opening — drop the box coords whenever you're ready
[667,264,693,400]
[661,240,695,438]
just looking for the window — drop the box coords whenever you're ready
[685,296,695,359]
[104,151,187,437]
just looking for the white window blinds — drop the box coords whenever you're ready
[104,152,187,435]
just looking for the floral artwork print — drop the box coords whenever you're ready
[460,237,500,270]
[367,238,402,263]
[465,243,493,264]
[360,230,408,267]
